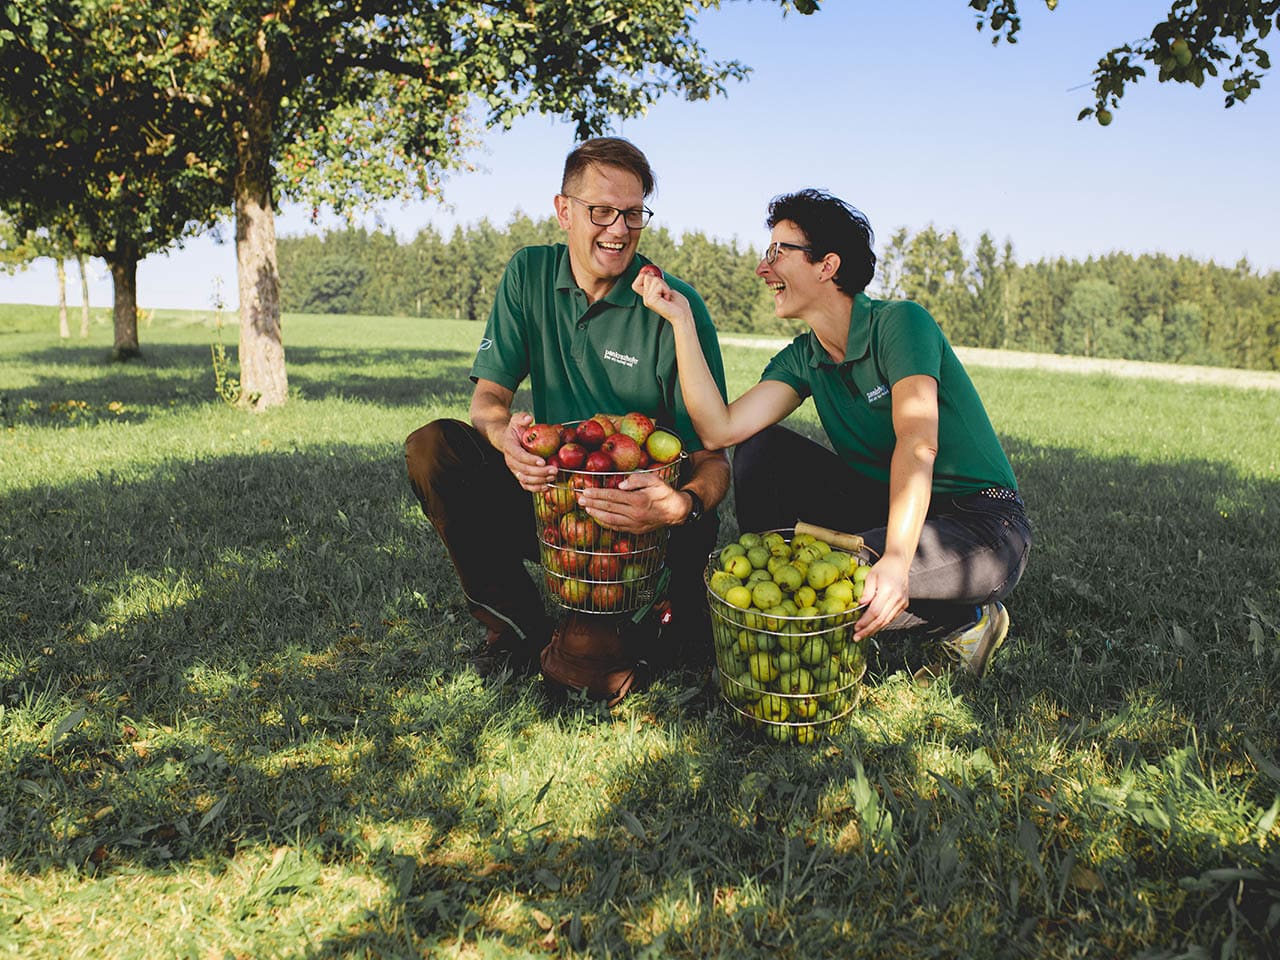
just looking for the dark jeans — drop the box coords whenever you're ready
[405,419,719,660]
[733,425,1032,635]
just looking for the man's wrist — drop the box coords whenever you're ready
[677,488,705,525]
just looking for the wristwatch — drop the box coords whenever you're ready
[680,488,705,525]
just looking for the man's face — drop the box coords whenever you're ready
[554,163,646,295]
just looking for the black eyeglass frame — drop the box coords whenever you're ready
[763,240,813,264]
[561,194,654,230]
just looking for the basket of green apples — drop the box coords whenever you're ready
[524,412,687,614]
[705,527,875,745]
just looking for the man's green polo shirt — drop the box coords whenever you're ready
[760,293,1017,497]
[470,244,727,453]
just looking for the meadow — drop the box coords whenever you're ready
[1,306,1278,959]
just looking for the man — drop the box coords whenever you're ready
[406,137,730,677]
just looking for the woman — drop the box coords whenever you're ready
[632,189,1031,677]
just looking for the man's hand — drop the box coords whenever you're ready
[575,470,689,534]
[500,411,558,492]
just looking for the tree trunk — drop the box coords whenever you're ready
[77,253,90,338]
[56,256,70,339]
[106,242,140,360]
[233,70,287,409]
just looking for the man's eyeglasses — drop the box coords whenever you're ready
[562,194,653,230]
[763,241,812,264]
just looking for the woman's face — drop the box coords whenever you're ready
[756,220,818,318]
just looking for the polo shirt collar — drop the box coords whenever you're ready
[805,292,873,367]
[553,246,644,307]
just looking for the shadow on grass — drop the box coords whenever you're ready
[1,345,478,425]
[2,436,1278,956]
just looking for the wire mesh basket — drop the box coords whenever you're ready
[534,452,685,614]
[705,528,874,744]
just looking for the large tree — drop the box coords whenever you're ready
[0,3,232,359]
[123,0,820,408]
[970,0,1277,124]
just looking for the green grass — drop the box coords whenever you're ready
[2,308,1279,958]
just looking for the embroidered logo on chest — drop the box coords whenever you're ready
[865,383,890,403]
[603,348,639,369]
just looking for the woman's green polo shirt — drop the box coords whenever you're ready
[469,244,727,452]
[760,293,1017,497]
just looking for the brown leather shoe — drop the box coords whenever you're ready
[540,613,649,705]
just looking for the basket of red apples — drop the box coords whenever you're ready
[525,412,686,614]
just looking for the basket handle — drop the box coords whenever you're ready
[794,520,865,553]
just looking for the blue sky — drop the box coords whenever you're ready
[4,0,1276,310]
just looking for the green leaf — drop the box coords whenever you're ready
[47,706,86,752]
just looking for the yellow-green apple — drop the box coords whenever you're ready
[645,429,682,464]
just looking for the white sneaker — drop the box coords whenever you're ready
[943,602,1010,678]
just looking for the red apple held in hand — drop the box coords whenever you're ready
[557,442,587,470]
[618,411,655,446]
[521,422,562,458]
[584,450,615,473]
[601,433,644,472]
[574,418,606,450]
[638,264,663,281]
[645,429,683,464]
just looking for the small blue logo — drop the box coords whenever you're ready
[865,383,890,403]
[477,338,493,351]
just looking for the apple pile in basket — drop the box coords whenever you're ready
[524,412,686,613]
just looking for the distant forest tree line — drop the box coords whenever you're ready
[277,216,1280,371]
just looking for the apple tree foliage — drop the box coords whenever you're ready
[0,0,823,407]
[0,2,232,359]
[969,0,1278,124]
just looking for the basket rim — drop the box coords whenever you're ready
[703,526,875,623]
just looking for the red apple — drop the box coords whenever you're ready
[601,433,644,472]
[584,450,615,473]
[589,413,617,438]
[611,536,636,556]
[559,547,589,576]
[520,422,562,458]
[559,510,597,548]
[638,264,663,281]
[557,442,587,470]
[618,411,655,446]
[590,582,625,611]
[588,553,622,580]
[575,418,606,450]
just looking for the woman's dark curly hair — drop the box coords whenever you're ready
[766,189,876,295]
